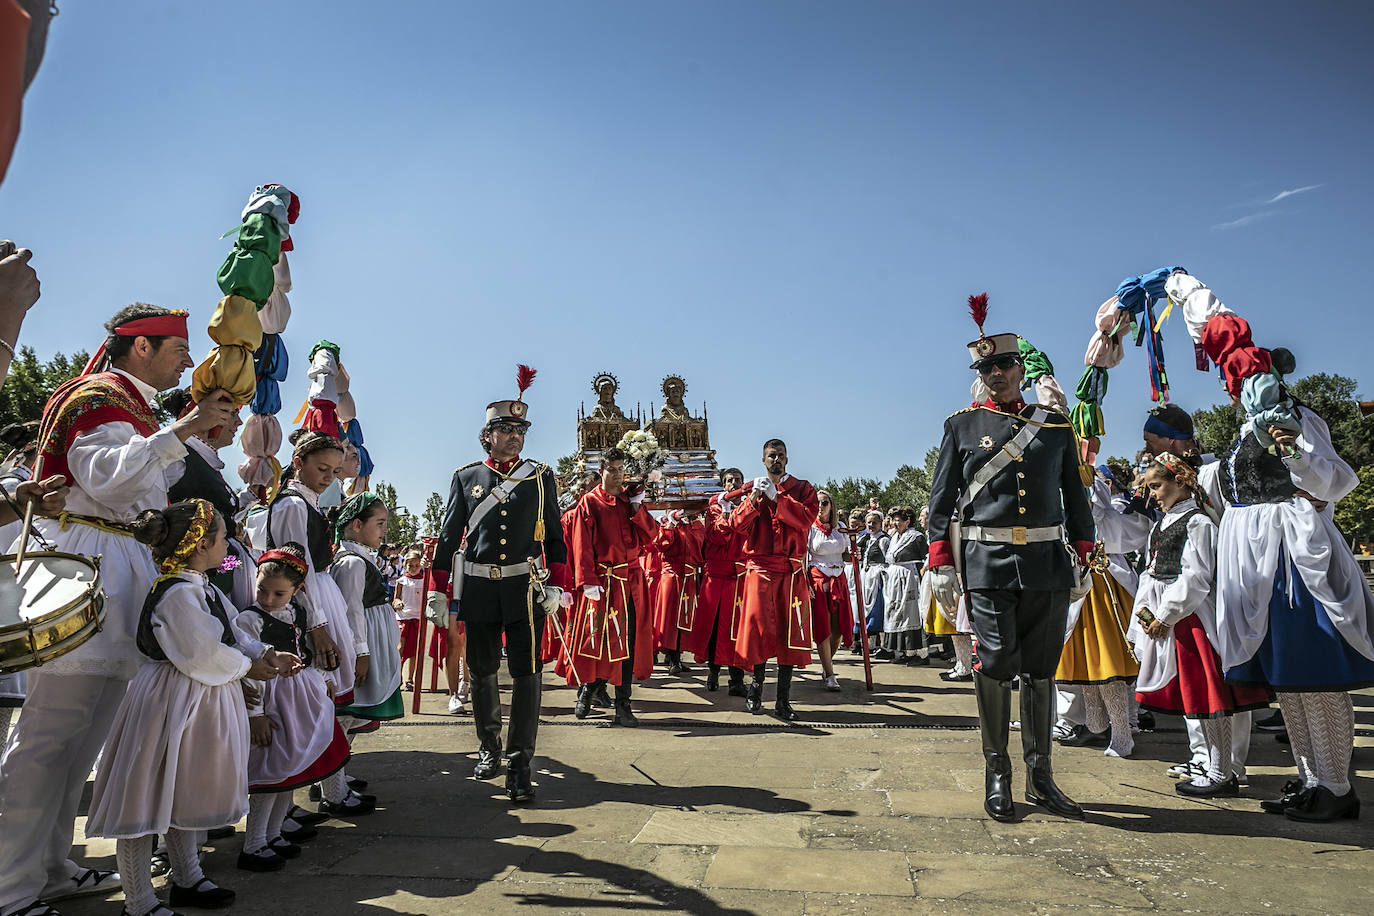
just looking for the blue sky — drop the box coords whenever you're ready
[4,1,1373,515]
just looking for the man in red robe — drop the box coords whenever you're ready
[562,446,659,726]
[729,440,819,721]
[652,510,705,675]
[687,467,747,694]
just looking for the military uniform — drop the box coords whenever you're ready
[926,304,1095,823]
[428,372,565,802]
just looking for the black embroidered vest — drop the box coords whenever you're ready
[1146,508,1203,583]
[330,549,389,608]
[169,446,238,522]
[267,490,332,572]
[137,577,236,661]
[1219,430,1297,506]
[246,603,313,667]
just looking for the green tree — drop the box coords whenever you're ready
[1290,373,1373,468]
[1335,465,1374,553]
[880,464,931,512]
[822,476,883,517]
[922,446,940,481]
[1191,402,1243,457]
[374,480,419,547]
[421,491,444,537]
[0,347,90,425]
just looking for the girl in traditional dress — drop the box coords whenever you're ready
[880,506,928,665]
[1057,471,1147,758]
[808,490,852,691]
[1132,455,1271,797]
[85,500,299,916]
[235,543,351,872]
[330,493,404,749]
[1209,398,1374,821]
[393,547,426,689]
[265,430,372,816]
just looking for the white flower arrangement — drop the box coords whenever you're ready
[615,429,669,492]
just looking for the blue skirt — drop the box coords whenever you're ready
[1226,560,1374,692]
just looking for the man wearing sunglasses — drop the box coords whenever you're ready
[927,300,1095,824]
[428,370,565,803]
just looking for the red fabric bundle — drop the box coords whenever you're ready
[1200,315,1271,398]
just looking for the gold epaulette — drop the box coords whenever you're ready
[457,460,485,473]
[945,406,981,420]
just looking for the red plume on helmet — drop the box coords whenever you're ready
[516,365,537,400]
[968,293,989,336]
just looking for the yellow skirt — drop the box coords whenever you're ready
[923,588,959,637]
[1056,570,1139,684]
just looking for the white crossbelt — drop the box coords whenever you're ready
[961,524,1065,545]
[463,560,534,580]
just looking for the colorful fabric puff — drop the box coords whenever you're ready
[1165,272,1234,345]
[303,399,341,438]
[250,334,289,415]
[217,184,298,306]
[339,419,376,478]
[1083,296,1129,369]
[1115,266,1183,315]
[1241,370,1301,451]
[190,340,257,405]
[259,253,293,335]
[305,342,341,407]
[1071,365,1107,440]
[238,413,283,488]
[335,362,356,424]
[1200,314,1271,398]
[1017,337,1067,412]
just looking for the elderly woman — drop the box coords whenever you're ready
[880,506,928,665]
[860,510,891,658]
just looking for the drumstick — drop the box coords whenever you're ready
[12,453,42,576]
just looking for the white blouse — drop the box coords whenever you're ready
[807,526,848,577]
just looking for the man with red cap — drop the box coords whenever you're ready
[927,294,1095,824]
[0,304,236,916]
[730,439,819,721]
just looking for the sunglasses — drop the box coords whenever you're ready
[976,355,1021,374]
[492,423,528,435]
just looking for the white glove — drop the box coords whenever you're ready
[752,476,777,499]
[629,490,646,505]
[1069,566,1093,603]
[718,498,734,514]
[582,585,604,602]
[537,585,563,615]
[425,592,450,627]
[929,565,962,614]
[558,589,574,609]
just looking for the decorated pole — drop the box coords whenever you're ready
[839,525,875,691]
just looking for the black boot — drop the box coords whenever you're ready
[592,682,612,708]
[1021,677,1083,819]
[666,650,684,676]
[471,674,503,780]
[773,664,798,721]
[706,665,720,692]
[727,667,746,697]
[973,671,1016,822]
[504,673,541,802]
[614,683,639,727]
[573,684,592,719]
[745,664,766,713]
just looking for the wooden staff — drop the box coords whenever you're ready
[839,525,874,691]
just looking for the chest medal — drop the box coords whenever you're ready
[470,484,485,499]
[979,435,995,451]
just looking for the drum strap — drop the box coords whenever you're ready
[57,512,136,538]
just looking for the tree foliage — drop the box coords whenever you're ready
[373,480,419,547]
[422,491,445,537]
[1191,402,1243,458]
[0,347,89,425]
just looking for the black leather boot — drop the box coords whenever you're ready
[774,664,798,721]
[706,665,720,692]
[471,674,503,779]
[614,683,639,727]
[592,681,612,708]
[573,684,592,719]
[666,650,685,675]
[745,664,766,713]
[973,671,1016,822]
[727,667,747,697]
[1022,677,1083,819]
[504,673,541,802]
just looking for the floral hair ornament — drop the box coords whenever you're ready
[334,491,384,544]
[1150,452,1219,522]
[161,498,216,573]
[258,548,309,578]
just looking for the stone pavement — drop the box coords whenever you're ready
[63,650,1373,915]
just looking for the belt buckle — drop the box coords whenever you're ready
[1011,526,1027,546]
[489,565,503,580]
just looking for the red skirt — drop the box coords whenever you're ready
[400,618,450,662]
[687,568,743,666]
[249,720,350,794]
[735,558,811,669]
[1136,614,1273,718]
[809,568,853,644]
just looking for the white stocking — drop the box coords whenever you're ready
[1082,685,1108,734]
[321,768,349,804]
[952,634,973,674]
[269,790,295,841]
[1301,691,1354,795]
[1197,716,1233,784]
[1127,690,1140,730]
[1102,680,1133,758]
[245,793,274,854]
[166,826,207,889]
[1278,693,1316,788]
[116,835,159,916]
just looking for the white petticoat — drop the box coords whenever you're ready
[85,660,249,838]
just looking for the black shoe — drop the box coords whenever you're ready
[474,747,502,780]
[1256,709,1286,732]
[905,654,929,666]
[1175,776,1240,798]
[1285,786,1361,822]
[573,686,592,719]
[984,755,1016,822]
[506,752,536,803]
[592,683,612,708]
[668,661,685,676]
[169,877,236,909]
[280,823,317,843]
[706,668,720,692]
[287,805,329,826]
[1057,724,1110,748]
[237,848,286,872]
[1136,710,1156,732]
[347,775,368,791]
[307,783,321,802]
[744,685,762,714]
[614,700,639,727]
[1026,766,1084,819]
[940,669,973,682]
[268,837,302,859]
[773,700,799,722]
[1260,779,1307,814]
[319,793,375,817]
[205,825,235,840]
[871,648,894,661]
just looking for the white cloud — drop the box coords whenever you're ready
[1264,184,1324,204]
[1212,211,1281,231]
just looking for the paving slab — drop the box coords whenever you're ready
[632,809,812,846]
[705,847,913,895]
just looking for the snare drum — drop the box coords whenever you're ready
[0,551,107,674]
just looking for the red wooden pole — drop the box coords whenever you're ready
[410,536,440,714]
[840,527,874,691]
